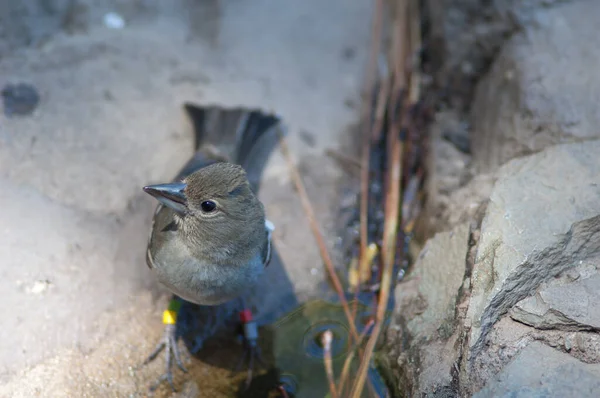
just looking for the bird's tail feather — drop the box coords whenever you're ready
[176,104,283,190]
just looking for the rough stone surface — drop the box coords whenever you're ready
[471,0,600,173]
[391,223,469,396]
[467,141,600,357]
[419,111,473,236]
[0,1,368,214]
[425,0,572,111]
[419,110,495,238]
[405,0,600,397]
[440,174,494,230]
[425,0,514,110]
[511,272,600,332]
[473,342,600,398]
[406,223,470,339]
[467,302,600,392]
[0,0,373,395]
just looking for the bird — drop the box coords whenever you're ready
[141,104,281,392]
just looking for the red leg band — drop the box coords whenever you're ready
[239,309,253,323]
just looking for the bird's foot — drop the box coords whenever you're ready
[234,309,266,389]
[143,323,188,392]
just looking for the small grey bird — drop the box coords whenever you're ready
[142,104,280,392]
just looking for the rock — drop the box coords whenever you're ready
[468,312,600,393]
[0,33,195,214]
[425,0,517,109]
[392,223,470,395]
[511,273,600,331]
[440,173,495,231]
[406,223,470,338]
[421,1,600,396]
[416,333,461,397]
[1,82,40,116]
[473,342,600,398]
[425,0,570,109]
[467,141,600,359]
[419,111,473,235]
[471,0,600,173]
[0,0,369,215]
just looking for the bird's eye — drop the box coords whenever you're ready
[200,200,216,212]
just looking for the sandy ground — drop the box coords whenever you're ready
[0,0,372,396]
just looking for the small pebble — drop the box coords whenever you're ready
[2,83,40,117]
[27,279,51,295]
[565,334,574,352]
[103,12,125,29]
[397,269,406,281]
[576,334,586,352]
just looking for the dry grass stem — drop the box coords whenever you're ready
[322,330,338,398]
[408,0,422,103]
[358,242,380,285]
[337,319,375,397]
[371,71,392,142]
[280,0,424,395]
[350,0,410,396]
[277,133,360,342]
[325,149,362,171]
[350,132,404,398]
[359,0,385,278]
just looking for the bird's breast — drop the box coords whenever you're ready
[151,246,265,306]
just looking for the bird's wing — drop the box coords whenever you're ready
[262,219,275,267]
[145,204,178,269]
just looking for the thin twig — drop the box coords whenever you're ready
[277,385,290,398]
[278,133,360,342]
[322,330,338,398]
[408,0,422,104]
[355,0,386,328]
[387,0,409,126]
[359,0,385,286]
[370,68,392,142]
[358,242,379,285]
[325,149,362,171]
[337,319,375,397]
[350,130,404,398]
[401,0,422,185]
[350,0,409,395]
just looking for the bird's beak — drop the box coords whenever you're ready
[143,182,188,215]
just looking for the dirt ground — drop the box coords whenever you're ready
[0,1,373,397]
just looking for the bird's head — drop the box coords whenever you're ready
[143,162,264,236]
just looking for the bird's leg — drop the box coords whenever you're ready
[143,297,188,392]
[235,307,266,388]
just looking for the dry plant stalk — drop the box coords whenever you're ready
[277,386,290,398]
[353,0,386,331]
[408,0,422,103]
[337,319,375,397]
[350,127,404,398]
[277,133,360,342]
[322,330,338,398]
[359,0,385,276]
[354,75,390,295]
[359,243,380,284]
[349,0,419,395]
[279,0,422,395]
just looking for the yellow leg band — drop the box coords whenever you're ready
[163,309,178,325]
